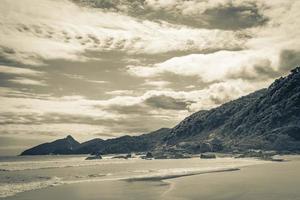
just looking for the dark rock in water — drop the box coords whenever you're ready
[200,153,216,159]
[86,154,102,160]
[235,150,285,161]
[141,152,154,159]
[126,153,132,158]
[270,157,285,162]
[20,135,80,155]
[146,152,153,158]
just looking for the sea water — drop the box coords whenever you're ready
[0,155,267,199]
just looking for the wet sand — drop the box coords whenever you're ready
[4,156,300,200]
[163,156,300,200]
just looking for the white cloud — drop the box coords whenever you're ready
[141,79,268,112]
[142,80,171,88]
[0,65,44,76]
[0,0,245,65]
[127,0,300,83]
[8,77,47,86]
[63,73,108,84]
[128,50,278,82]
[105,90,135,95]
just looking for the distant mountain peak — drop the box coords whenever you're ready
[66,135,75,140]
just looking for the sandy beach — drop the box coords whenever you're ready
[163,156,300,200]
[2,156,300,200]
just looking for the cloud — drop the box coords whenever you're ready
[127,50,279,82]
[75,0,268,30]
[0,93,117,118]
[279,50,300,72]
[63,73,108,84]
[105,90,135,95]
[126,0,300,84]
[101,79,266,113]
[8,77,47,86]
[0,123,109,141]
[142,80,170,88]
[0,0,245,65]
[145,95,192,110]
[0,65,44,76]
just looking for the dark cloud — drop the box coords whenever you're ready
[145,95,192,110]
[225,49,300,81]
[0,110,176,137]
[225,60,280,81]
[201,3,268,30]
[74,0,268,30]
[279,50,300,72]
[103,104,150,115]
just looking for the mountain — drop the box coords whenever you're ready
[21,67,300,156]
[164,67,300,152]
[72,128,170,154]
[20,135,80,155]
[21,128,170,155]
[73,138,105,154]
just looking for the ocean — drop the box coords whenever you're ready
[0,155,265,199]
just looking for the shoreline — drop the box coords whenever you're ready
[0,157,271,199]
[2,155,300,199]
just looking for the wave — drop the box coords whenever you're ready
[0,173,111,198]
[0,177,62,198]
[0,158,136,172]
[0,166,240,198]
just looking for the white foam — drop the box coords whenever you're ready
[0,177,62,198]
[0,157,136,171]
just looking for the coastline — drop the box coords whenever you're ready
[1,155,300,200]
[0,156,275,200]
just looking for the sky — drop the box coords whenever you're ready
[0,0,300,155]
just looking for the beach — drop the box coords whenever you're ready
[164,156,300,200]
[1,155,299,200]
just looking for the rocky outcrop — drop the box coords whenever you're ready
[20,135,80,155]
[164,67,300,152]
[85,154,102,160]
